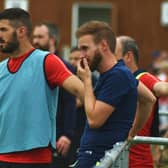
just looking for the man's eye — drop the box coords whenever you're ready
[80,46,88,51]
[0,28,7,31]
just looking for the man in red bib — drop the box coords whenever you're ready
[0,8,84,168]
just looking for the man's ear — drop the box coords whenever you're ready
[126,51,134,62]
[16,26,27,37]
[49,37,57,47]
[99,39,108,52]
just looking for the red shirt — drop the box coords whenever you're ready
[129,72,160,168]
[0,49,72,163]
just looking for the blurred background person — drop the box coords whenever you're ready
[33,22,77,168]
[149,50,168,167]
[156,53,168,135]
[115,36,168,168]
[69,47,81,68]
[148,50,168,79]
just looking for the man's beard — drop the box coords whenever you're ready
[89,49,102,72]
[0,31,19,54]
[33,43,49,51]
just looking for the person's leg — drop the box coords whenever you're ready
[52,153,69,168]
[77,150,104,168]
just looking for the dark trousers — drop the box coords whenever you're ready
[0,162,51,168]
[51,151,70,168]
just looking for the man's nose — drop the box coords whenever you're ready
[32,39,39,45]
[80,51,86,58]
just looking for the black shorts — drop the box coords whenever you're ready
[0,162,51,168]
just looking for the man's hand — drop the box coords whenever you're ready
[77,58,92,83]
[56,136,71,156]
[127,127,136,141]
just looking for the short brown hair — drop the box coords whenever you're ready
[76,20,116,53]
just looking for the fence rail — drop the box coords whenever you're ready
[159,111,168,116]
[94,136,168,168]
[132,136,168,145]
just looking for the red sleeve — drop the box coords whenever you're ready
[139,73,160,91]
[44,54,72,88]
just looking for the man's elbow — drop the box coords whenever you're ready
[141,94,157,104]
[151,95,157,104]
[87,118,103,129]
[146,95,156,107]
[139,95,156,112]
[145,95,156,112]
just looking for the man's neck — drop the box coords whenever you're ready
[129,64,138,73]
[99,55,117,73]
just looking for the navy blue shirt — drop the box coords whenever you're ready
[80,60,138,151]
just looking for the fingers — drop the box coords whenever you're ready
[77,57,88,69]
[77,59,82,70]
[57,143,70,156]
[56,136,71,156]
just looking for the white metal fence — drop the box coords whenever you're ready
[93,136,168,168]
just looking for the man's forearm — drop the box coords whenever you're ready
[83,78,96,123]
[129,96,156,138]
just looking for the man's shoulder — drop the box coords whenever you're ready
[134,69,157,80]
[32,49,50,61]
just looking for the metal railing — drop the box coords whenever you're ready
[93,141,129,168]
[94,136,168,168]
[132,136,168,145]
[159,111,168,116]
